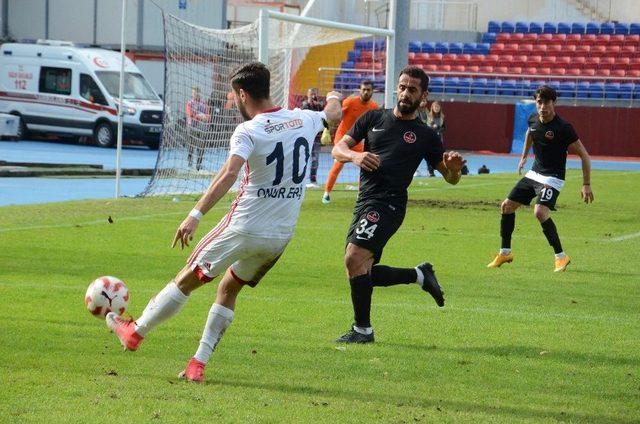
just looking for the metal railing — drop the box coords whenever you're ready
[410,1,478,31]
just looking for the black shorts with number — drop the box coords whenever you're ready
[346,201,405,263]
[508,177,561,210]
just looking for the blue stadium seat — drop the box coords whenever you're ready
[630,23,640,35]
[501,21,515,33]
[444,77,459,94]
[543,22,557,33]
[614,22,629,34]
[471,78,488,95]
[498,79,517,96]
[355,40,367,50]
[571,22,586,34]
[421,42,436,53]
[548,81,561,96]
[515,22,529,33]
[481,32,497,43]
[488,20,501,33]
[588,81,605,98]
[529,22,543,33]
[557,22,571,34]
[619,83,634,99]
[430,77,445,93]
[477,43,491,54]
[435,42,449,54]
[600,22,615,34]
[456,77,473,94]
[605,82,621,99]
[485,79,497,96]
[576,82,590,98]
[558,81,576,98]
[373,39,386,51]
[515,80,530,96]
[347,51,358,62]
[341,61,355,69]
[448,42,464,54]
[586,22,600,34]
[409,41,421,53]
[463,42,477,54]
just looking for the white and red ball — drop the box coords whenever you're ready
[85,276,129,318]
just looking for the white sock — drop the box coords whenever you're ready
[414,266,424,286]
[500,248,512,255]
[135,281,189,337]
[353,325,373,335]
[193,303,234,364]
[555,252,566,259]
[323,192,329,197]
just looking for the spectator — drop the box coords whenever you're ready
[301,88,325,188]
[416,100,445,177]
[186,86,211,171]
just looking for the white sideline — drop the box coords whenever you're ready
[609,231,640,242]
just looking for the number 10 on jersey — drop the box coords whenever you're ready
[265,137,310,186]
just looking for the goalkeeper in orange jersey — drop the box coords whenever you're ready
[322,80,378,203]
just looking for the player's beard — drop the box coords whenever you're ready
[396,97,421,115]
[237,101,251,121]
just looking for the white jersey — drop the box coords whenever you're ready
[225,107,326,239]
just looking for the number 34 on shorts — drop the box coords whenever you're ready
[355,218,378,240]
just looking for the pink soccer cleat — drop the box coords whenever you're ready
[178,358,206,382]
[105,312,144,351]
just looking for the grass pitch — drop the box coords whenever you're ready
[1,170,639,423]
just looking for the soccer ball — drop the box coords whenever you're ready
[85,276,129,318]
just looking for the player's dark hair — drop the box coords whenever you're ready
[399,66,429,92]
[360,80,373,87]
[534,85,557,102]
[230,62,270,100]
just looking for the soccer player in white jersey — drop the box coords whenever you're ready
[106,62,342,382]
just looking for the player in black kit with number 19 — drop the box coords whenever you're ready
[332,66,467,343]
[487,85,594,272]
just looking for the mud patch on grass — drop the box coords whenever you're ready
[408,199,500,210]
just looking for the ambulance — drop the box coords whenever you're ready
[0,40,163,149]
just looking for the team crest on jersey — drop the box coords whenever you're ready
[545,130,554,139]
[366,211,380,223]
[403,131,416,144]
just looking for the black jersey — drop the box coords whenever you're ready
[528,113,579,180]
[347,109,444,208]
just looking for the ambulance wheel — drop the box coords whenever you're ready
[94,122,115,148]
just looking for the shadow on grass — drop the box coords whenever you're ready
[213,376,634,423]
[381,342,640,367]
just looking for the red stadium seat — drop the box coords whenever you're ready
[591,45,607,56]
[466,65,480,72]
[595,34,611,43]
[452,65,466,72]
[468,56,485,65]
[443,53,457,62]
[415,53,430,64]
[498,54,514,62]
[600,57,615,68]
[496,33,511,42]
[529,55,542,64]
[621,45,637,56]
[628,69,640,77]
[503,43,519,54]
[534,45,548,53]
[408,52,416,61]
[576,45,591,55]
[631,58,640,70]
[510,66,523,74]
[494,66,509,73]
[610,34,625,47]
[612,69,626,77]
[511,33,524,41]
[538,67,551,75]
[573,56,587,66]
[563,45,577,56]
[567,34,582,42]
[602,45,621,58]
[624,34,640,45]
[582,34,597,44]
[556,56,571,65]
[424,64,438,71]
[551,33,567,41]
[581,68,596,76]
[512,54,527,67]
[585,57,601,67]
[523,67,538,75]
[567,68,582,76]
[519,43,534,52]
[540,33,554,42]
[491,43,505,53]
[479,65,494,73]
[523,33,538,42]
[553,68,567,75]
[612,57,631,70]
[547,44,563,54]
[596,68,611,76]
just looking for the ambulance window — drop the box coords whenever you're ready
[39,67,72,95]
[80,74,108,105]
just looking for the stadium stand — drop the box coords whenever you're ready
[334,21,640,102]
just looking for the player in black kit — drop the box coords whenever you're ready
[487,85,594,272]
[332,66,466,343]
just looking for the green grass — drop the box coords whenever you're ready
[1,170,639,423]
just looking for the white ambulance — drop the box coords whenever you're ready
[0,40,163,149]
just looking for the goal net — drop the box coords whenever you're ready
[141,10,392,196]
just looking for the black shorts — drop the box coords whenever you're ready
[508,177,560,210]
[346,201,405,263]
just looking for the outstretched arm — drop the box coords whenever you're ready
[172,154,245,249]
[518,129,533,175]
[332,135,380,171]
[435,151,466,185]
[568,140,594,203]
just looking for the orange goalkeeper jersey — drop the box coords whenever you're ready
[334,96,378,145]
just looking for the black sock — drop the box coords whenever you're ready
[370,265,417,287]
[349,274,373,328]
[501,213,516,249]
[541,217,563,254]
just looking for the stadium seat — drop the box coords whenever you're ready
[466,65,480,73]
[479,65,494,73]
[510,66,523,74]
[482,32,497,43]
[519,43,534,53]
[530,22,543,34]
[553,68,567,76]
[585,57,601,67]
[435,42,449,54]
[602,45,621,58]
[619,82,634,99]
[462,43,477,54]
[559,81,576,97]
[576,45,591,55]
[496,33,511,42]
[497,79,517,95]
[556,56,571,66]
[409,41,421,53]
[501,21,515,33]
[596,68,611,77]
[430,77,444,93]
[523,66,537,75]
[610,34,625,47]
[630,23,640,35]
[566,68,582,76]
[586,22,600,34]
[539,33,554,42]
[443,53,457,62]
[495,66,509,73]
[615,23,630,35]
[595,34,611,43]
[449,42,464,54]
[529,55,542,64]
[452,65,466,72]
[537,67,551,75]
[456,77,473,94]
[600,56,615,68]
[440,64,451,71]
[424,64,438,72]
[503,43,519,54]
[477,43,491,54]
[443,77,457,94]
[471,78,488,94]
[612,58,630,70]
[543,22,557,33]
[547,44,563,54]
[535,44,548,53]
[522,33,538,42]
[600,22,615,34]
[576,81,590,98]
[515,22,529,33]
[582,34,597,45]
[582,68,596,76]
[488,20,501,33]
[421,42,436,53]
[566,33,582,43]
[628,69,640,77]
[612,69,627,77]
[540,56,557,67]
[557,22,571,34]
[588,81,605,98]
[341,61,355,69]
[571,23,586,34]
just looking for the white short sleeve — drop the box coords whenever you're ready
[228,123,254,160]
[298,109,326,134]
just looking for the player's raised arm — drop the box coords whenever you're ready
[323,90,343,124]
[436,151,466,185]
[568,139,594,203]
[518,129,533,175]
[172,154,245,249]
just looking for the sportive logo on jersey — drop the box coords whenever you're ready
[545,130,554,140]
[366,211,380,223]
[403,131,416,144]
[264,119,303,134]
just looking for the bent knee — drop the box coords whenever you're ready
[501,199,518,214]
[534,207,549,222]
